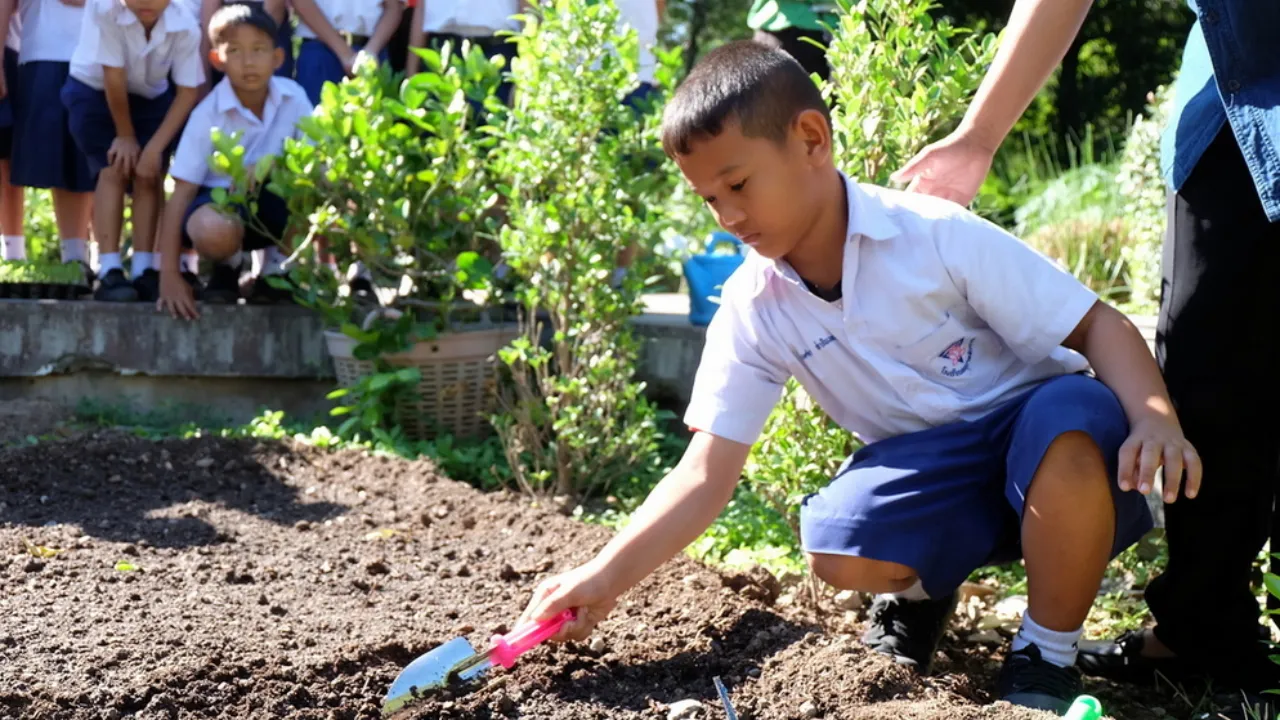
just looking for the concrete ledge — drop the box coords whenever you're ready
[0,301,332,378]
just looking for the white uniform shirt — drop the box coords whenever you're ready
[69,0,204,98]
[422,0,519,36]
[296,0,395,39]
[17,0,82,64]
[684,175,1099,447]
[170,76,313,189]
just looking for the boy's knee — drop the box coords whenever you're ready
[806,553,917,593]
[132,173,160,192]
[1040,430,1106,477]
[97,164,126,188]
[186,207,244,261]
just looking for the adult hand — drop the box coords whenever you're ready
[891,129,997,206]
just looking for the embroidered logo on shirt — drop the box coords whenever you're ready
[797,334,838,362]
[938,337,974,377]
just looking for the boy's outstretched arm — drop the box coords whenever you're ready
[360,0,404,59]
[1064,302,1202,503]
[156,180,202,320]
[518,432,752,642]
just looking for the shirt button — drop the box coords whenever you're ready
[1227,79,1242,93]
[1203,9,1219,23]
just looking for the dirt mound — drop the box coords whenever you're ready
[0,434,1161,719]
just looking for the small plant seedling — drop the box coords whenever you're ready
[364,528,402,541]
[114,561,141,572]
[23,539,62,559]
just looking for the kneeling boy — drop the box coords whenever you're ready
[517,41,1201,714]
[156,3,313,319]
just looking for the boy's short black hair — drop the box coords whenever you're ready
[661,40,831,157]
[209,2,279,46]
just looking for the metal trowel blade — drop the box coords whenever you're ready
[382,637,492,717]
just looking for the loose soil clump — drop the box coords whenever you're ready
[1,434,1170,719]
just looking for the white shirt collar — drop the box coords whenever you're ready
[760,173,901,290]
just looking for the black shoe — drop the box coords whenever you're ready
[182,271,205,300]
[861,592,957,673]
[1077,629,1193,685]
[94,268,139,302]
[349,275,375,302]
[998,644,1083,714]
[203,263,242,304]
[133,269,160,302]
[246,273,295,304]
[74,261,95,294]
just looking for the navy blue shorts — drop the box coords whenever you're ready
[799,374,1155,599]
[11,61,94,191]
[61,78,175,179]
[181,186,289,253]
[295,39,389,106]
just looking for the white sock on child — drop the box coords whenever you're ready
[181,253,200,275]
[1011,612,1082,668]
[62,238,88,264]
[261,246,288,276]
[98,252,123,274]
[220,250,244,269]
[351,260,372,281]
[131,252,154,277]
[2,235,25,261]
[887,578,930,602]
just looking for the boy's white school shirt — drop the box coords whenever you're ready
[17,0,82,64]
[295,0,403,40]
[170,76,314,189]
[69,0,204,99]
[684,174,1098,447]
[421,0,519,36]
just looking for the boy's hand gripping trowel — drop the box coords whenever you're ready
[382,609,576,717]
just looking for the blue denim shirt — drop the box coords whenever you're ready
[1161,0,1280,221]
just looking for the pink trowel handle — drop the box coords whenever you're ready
[489,609,577,669]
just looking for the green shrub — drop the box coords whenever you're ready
[1115,82,1175,314]
[825,0,997,181]
[489,0,678,498]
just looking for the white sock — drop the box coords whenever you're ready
[2,235,25,261]
[61,238,88,264]
[181,253,200,275]
[131,252,154,277]
[1011,612,1082,668]
[351,260,372,281]
[98,252,123,274]
[261,246,288,276]
[887,578,930,602]
[219,250,244,269]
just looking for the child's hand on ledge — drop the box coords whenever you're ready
[157,270,200,321]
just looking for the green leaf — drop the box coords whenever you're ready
[114,561,140,572]
[1264,573,1280,601]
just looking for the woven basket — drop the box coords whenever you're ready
[325,320,518,440]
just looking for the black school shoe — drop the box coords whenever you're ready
[861,592,958,673]
[203,263,243,304]
[94,268,139,302]
[133,270,204,303]
[998,644,1083,714]
[1076,629,1193,685]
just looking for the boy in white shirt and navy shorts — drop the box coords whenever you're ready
[155,3,312,317]
[4,0,95,282]
[290,0,403,106]
[62,0,205,302]
[513,42,1203,715]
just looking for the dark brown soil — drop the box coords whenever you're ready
[0,434,1181,719]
